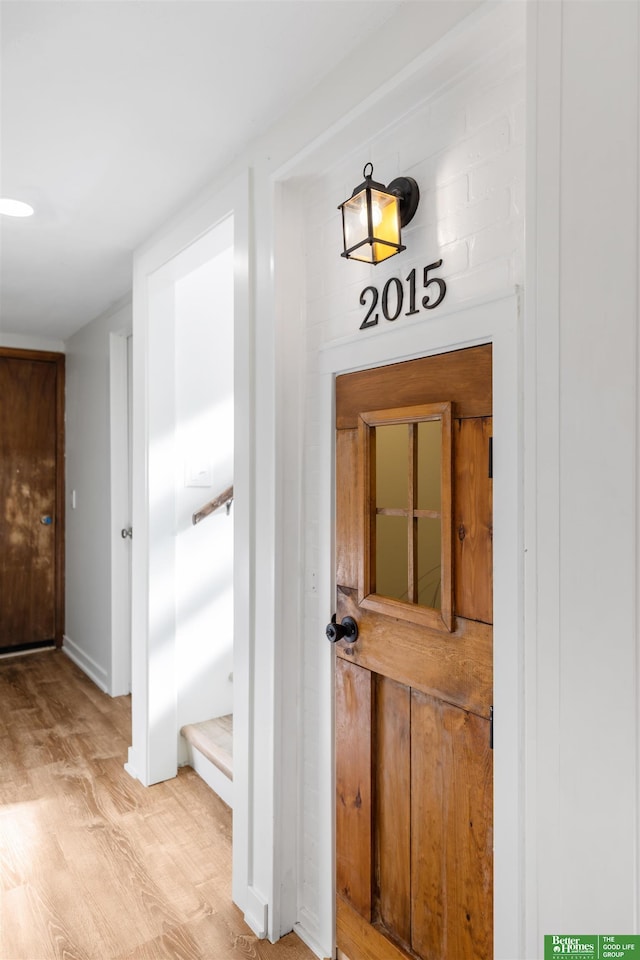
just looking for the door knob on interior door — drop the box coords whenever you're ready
[325,614,358,644]
[121,527,132,539]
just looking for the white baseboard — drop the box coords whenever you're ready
[62,635,108,692]
[294,916,329,959]
[124,746,143,784]
[244,885,268,939]
[183,739,234,809]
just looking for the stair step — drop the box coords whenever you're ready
[180,715,233,781]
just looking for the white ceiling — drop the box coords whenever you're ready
[0,0,405,342]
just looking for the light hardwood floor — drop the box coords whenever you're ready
[0,650,317,960]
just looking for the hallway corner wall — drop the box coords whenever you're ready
[64,299,132,692]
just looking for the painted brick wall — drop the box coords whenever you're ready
[296,27,524,942]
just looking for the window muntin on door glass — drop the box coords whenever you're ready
[358,402,453,631]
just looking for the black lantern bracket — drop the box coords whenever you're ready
[387,174,420,227]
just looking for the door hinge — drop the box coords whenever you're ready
[490,705,494,749]
[488,437,493,479]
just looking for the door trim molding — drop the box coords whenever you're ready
[319,289,523,960]
[109,331,132,697]
[0,347,66,648]
[130,170,255,929]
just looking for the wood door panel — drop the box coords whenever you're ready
[0,357,61,647]
[373,676,411,947]
[335,345,492,960]
[336,345,492,429]
[337,586,492,719]
[411,691,493,960]
[454,417,493,624]
[336,657,373,919]
[337,898,412,960]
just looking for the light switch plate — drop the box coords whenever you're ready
[184,460,212,487]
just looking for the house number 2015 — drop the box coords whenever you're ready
[359,260,446,330]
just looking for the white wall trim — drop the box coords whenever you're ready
[316,288,519,375]
[269,178,307,941]
[229,173,253,926]
[293,919,329,960]
[523,1,562,951]
[109,330,132,698]
[274,0,523,184]
[245,886,269,940]
[636,1,640,931]
[130,169,254,923]
[63,635,109,693]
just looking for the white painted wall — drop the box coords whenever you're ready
[277,5,525,954]
[247,3,487,944]
[64,298,132,692]
[128,0,519,951]
[272,0,640,953]
[129,175,254,933]
[525,1,640,950]
[109,331,133,697]
[126,1,640,957]
[174,235,234,762]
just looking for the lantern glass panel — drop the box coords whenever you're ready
[341,187,401,263]
[369,187,401,262]
[342,189,368,252]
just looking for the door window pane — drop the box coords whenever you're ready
[416,517,441,609]
[376,515,408,600]
[360,401,452,631]
[416,420,441,512]
[376,424,408,510]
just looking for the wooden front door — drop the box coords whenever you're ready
[334,345,492,960]
[0,350,65,651]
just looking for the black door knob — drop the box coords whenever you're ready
[326,614,358,644]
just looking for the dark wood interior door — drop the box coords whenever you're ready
[334,345,493,960]
[0,350,65,651]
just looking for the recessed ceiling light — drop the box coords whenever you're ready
[0,198,35,217]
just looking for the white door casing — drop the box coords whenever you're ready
[128,172,256,930]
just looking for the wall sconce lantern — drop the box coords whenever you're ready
[338,163,420,265]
